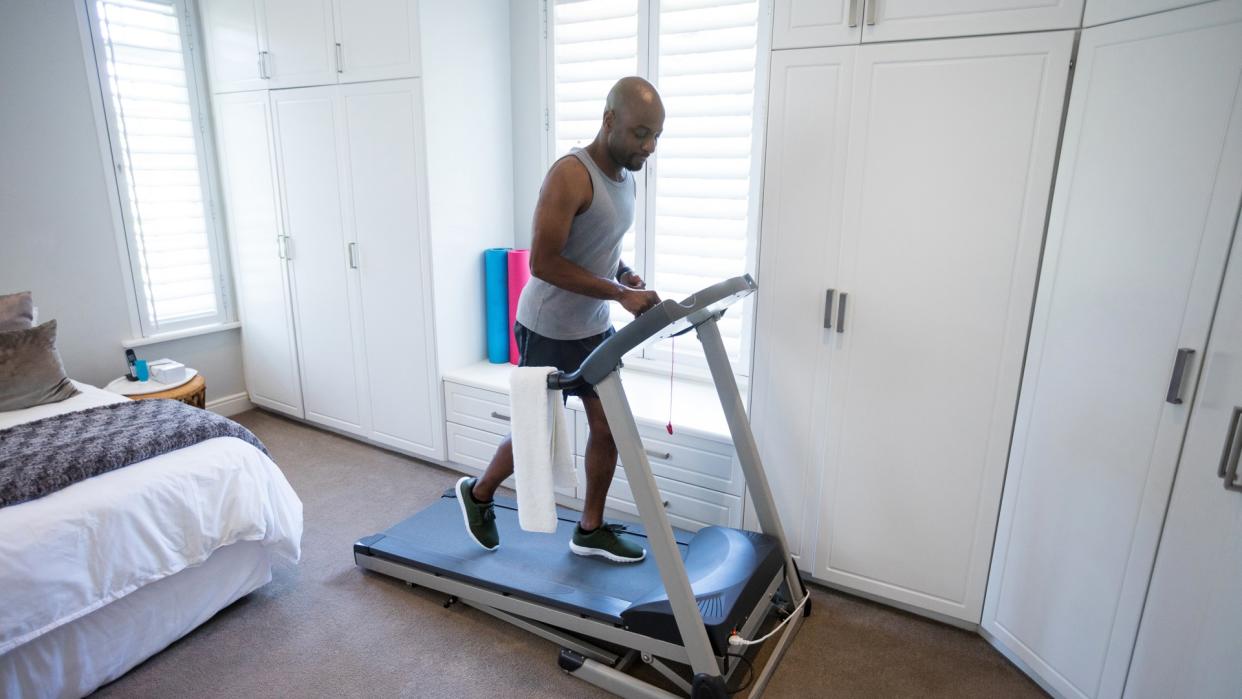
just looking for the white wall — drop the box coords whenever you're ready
[421,0,517,371]
[0,0,245,403]
[510,0,546,250]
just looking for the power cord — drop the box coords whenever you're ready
[726,593,810,647]
[725,652,755,694]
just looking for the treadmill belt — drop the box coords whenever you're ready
[356,493,694,625]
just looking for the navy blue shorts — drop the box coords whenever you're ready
[514,322,616,400]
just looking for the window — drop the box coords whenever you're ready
[549,0,764,374]
[85,0,231,337]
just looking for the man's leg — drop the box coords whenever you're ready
[473,437,514,502]
[579,395,618,530]
[571,393,645,562]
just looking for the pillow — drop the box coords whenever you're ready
[0,292,34,332]
[0,320,80,412]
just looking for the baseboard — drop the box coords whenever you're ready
[207,392,253,417]
[801,576,980,632]
[978,623,1066,698]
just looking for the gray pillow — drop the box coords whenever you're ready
[0,292,34,332]
[0,320,80,412]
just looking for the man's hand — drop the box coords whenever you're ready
[619,288,660,317]
[619,270,646,289]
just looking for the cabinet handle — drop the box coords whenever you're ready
[662,500,670,508]
[644,448,671,461]
[1165,348,1195,404]
[276,234,286,259]
[1218,407,1242,492]
[823,289,835,329]
[848,0,860,27]
[490,411,510,422]
[836,292,848,334]
[335,43,343,74]
[347,242,359,269]
[866,0,878,25]
[259,50,271,79]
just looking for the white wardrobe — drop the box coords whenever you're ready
[982,2,1242,697]
[208,0,514,461]
[751,10,1074,623]
[199,0,421,92]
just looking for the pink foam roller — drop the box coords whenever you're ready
[507,249,531,365]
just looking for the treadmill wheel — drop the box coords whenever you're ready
[691,673,728,699]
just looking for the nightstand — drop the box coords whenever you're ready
[128,374,207,409]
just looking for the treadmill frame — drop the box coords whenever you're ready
[355,297,807,698]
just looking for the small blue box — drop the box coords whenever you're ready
[135,359,149,382]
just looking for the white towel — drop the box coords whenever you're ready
[510,367,577,533]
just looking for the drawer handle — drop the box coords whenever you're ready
[662,500,670,508]
[644,448,671,460]
[490,411,510,422]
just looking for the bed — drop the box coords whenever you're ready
[0,381,303,698]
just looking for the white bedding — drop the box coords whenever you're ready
[0,382,303,655]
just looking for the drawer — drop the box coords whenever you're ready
[446,422,574,498]
[444,381,512,435]
[576,456,741,532]
[574,412,741,494]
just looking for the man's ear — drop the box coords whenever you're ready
[602,109,615,134]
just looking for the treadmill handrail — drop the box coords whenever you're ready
[547,274,757,390]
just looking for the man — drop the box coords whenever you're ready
[456,77,665,563]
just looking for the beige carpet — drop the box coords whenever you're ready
[95,410,1044,698]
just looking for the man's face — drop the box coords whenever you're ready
[605,100,665,172]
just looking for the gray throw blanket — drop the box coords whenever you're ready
[0,399,270,508]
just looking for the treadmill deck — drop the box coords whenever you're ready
[354,492,785,653]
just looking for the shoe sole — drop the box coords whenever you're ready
[456,476,499,552]
[569,541,646,563]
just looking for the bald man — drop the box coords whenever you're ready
[456,77,665,563]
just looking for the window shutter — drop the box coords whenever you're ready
[93,0,225,331]
[650,0,759,367]
[549,0,761,371]
[552,0,641,332]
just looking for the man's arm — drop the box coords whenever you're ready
[529,159,658,316]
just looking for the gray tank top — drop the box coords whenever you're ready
[515,147,635,340]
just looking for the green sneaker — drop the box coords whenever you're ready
[570,523,646,563]
[456,477,499,551]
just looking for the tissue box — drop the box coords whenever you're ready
[149,359,187,384]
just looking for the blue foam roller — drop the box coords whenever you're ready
[484,248,511,363]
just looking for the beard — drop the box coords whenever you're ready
[606,135,647,172]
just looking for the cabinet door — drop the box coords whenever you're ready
[199,0,265,92]
[1084,0,1210,26]
[1125,215,1242,699]
[861,0,1084,42]
[336,80,442,459]
[983,4,1242,698]
[772,0,861,49]
[818,31,1073,623]
[260,0,337,89]
[749,46,854,566]
[333,0,421,83]
[270,87,367,435]
[213,92,303,418]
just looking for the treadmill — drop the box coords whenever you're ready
[354,275,809,698]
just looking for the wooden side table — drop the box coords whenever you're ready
[131,374,207,409]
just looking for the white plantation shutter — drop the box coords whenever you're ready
[90,0,229,334]
[649,0,758,368]
[552,0,641,334]
[550,0,760,372]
